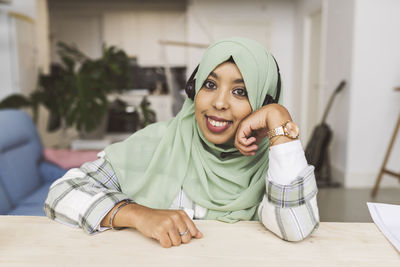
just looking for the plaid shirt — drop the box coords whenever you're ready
[44,147,319,242]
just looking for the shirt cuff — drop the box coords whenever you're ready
[266,165,318,208]
[81,192,131,234]
[268,139,308,185]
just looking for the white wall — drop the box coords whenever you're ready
[50,14,103,61]
[103,10,186,66]
[345,0,400,187]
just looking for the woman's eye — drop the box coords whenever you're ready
[233,88,248,97]
[204,80,217,89]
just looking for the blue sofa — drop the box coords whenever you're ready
[0,109,67,215]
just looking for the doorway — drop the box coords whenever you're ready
[301,9,322,144]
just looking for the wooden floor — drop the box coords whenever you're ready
[317,187,400,222]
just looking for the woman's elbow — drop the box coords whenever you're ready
[283,221,319,242]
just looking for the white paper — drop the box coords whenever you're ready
[367,202,400,252]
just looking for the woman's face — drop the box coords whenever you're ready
[195,61,252,144]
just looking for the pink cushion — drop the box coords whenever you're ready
[43,148,100,169]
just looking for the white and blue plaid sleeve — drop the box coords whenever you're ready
[43,155,131,234]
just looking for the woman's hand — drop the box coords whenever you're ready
[101,202,203,248]
[234,104,293,156]
[131,205,203,248]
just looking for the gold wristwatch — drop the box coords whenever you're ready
[266,120,299,140]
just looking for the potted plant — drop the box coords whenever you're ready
[0,42,133,138]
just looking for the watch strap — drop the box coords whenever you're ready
[266,120,299,140]
[267,126,285,139]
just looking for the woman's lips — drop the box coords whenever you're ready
[205,116,233,133]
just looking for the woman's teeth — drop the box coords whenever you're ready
[207,117,229,127]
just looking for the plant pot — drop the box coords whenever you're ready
[79,114,108,140]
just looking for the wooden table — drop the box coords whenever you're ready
[0,216,399,266]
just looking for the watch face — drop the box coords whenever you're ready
[284,121,299,138]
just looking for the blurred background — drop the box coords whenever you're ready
[0,0,399,220]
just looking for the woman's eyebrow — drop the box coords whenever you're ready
[209,72,244,84]
[209,72,218,79]
[233,78,244,84]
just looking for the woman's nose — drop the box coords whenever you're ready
[212,88,230,110]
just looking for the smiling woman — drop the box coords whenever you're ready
[44,37,319,248]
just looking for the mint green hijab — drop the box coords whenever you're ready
[105,37,280,222]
